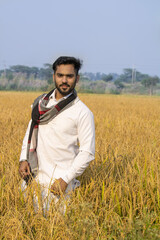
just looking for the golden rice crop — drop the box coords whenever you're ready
[1,91,160,239]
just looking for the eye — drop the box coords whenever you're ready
[67,74,74,78]
[57,73,63,77]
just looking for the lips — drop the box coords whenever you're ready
[60,84,69,89]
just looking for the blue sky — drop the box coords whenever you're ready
[0,0,160,76]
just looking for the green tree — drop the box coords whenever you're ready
[79,73,90,82]
[114,80,125,91]
[38,64,53,84]
[102,74,113,82]
[118,68,132,83]
[10,65,32,78]
[141,76,159,95]
[30,67,39,78]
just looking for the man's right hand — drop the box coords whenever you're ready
[19,161,31,179]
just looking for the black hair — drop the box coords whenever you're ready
[52,56,82,75]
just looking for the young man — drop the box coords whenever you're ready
[19,56,95,210]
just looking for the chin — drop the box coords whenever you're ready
[60,90,70,96]
[61,88,72,95]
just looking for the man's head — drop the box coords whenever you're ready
[52,56,82,76]
[52,56,82,99]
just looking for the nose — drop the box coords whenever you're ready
[62,76,67,83]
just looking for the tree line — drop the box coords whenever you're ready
[0,64,159,95]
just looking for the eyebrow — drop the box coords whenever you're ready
[56,73,75,77]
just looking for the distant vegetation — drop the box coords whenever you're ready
[0,64,160,95]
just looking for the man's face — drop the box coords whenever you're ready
[53,64,79,98]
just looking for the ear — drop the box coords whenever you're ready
[76,75,80,83]
[53,74,55,83]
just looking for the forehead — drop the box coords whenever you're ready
[55,64,75,74]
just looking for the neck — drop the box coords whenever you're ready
[55,89,64,100]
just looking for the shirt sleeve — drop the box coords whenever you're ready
[62,110,95,184]
[19,120,32,162]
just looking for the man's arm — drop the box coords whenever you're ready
[61,110,95,184]
[19,120,32,179]
[50,110,95,195]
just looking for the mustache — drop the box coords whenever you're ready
[60,84,70,87]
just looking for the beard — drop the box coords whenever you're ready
[55,79,77,96]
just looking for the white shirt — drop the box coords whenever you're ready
[20,90,95,188]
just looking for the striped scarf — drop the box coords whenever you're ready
[26,88,77,178]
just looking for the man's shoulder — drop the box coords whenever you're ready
[74,97,93,116]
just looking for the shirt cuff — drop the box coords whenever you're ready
[61,174,75,184]
[19,159,27,162]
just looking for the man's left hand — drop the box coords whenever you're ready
[50,178,68,196]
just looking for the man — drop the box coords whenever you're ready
[19,56,95,211]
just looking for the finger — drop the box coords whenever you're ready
[26,165,31,174]
[19,171,26,179]
[19,169,30,179]
[50,186,60,195]
[51,189,59,195]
